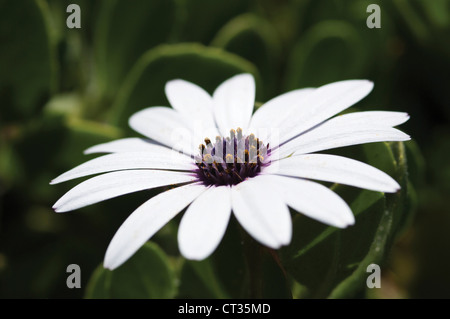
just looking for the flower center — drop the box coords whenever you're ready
[195,128,270,186]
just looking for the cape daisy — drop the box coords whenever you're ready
[51,74,410,270]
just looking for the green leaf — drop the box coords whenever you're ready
[208,218,247,298]
[404,139,425,187]
[14,115,121,176]
[108,43,260,130]
[284,20,367,89]
[0,0,57,122]
[392,0,450,42]
[211,14,282,98]
[12,115,121,202]
[56,117,122,166]
[177,218,291,299]
[280,141,411,298]
[259,248,292,299]
[329,142,411,298]
[419,0,450,28]
[84,263,111,299]
[175,0,251,44]
[361,142,396,177]
[281,189,385,297]
[0,136,23,190]
[238,227,292,299]
[178,259,229,299]
[94,0,177,99]
[384,141,412,237]
[85,242,177,299]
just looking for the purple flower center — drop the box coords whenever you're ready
[194,128,271,186]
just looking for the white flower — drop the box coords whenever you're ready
[51,74,410,270]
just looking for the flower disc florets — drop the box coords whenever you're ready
[195,128,270,186]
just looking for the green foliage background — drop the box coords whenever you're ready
[0,0,449,298]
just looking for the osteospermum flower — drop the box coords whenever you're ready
[51,74,410,270]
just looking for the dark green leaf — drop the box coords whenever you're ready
[208,217,247,298]
[0,0,57,122]
[178,217,291,299]
[107,43,260,130]
[404,139,425,187]
[12,115,121,202]
[84,262,111,299]
[281,189,385,297]
[284,20,367,89]
[85,242,176,299]
[175,0,251,44]
[94,0,177,99]
[329,142,411,298]
[178,259,229,299]
[211,14,282,98]
[280,141,411,298]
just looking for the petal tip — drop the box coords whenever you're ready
[53,206,62,213]
[364,80,374,91]
[182,253,207,261]
[333,216,355,229]
[363,79,374,85]
[346,217,356,227]
[103,256,115,270]
[166,78,182,86]
[103,262,114,271]
[103,254,123,271]
[386,182,401,193]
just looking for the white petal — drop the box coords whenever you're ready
[84,138,172,154]
[278,80,374,144]
[231,176,291,249]
[248,88,314,140]
[323,111,410,127]
[213,74,255,136]
[129,107,197,155]
[53,170,197,212]
[178,186,231,260]
[277,127,410,158]
[104,183,206,270]
[265,154,400,193]
[165,79,219,138]
[50,151,195,184]
[276,111,410,157]
[258,175,354,228]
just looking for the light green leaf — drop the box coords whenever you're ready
[85,242,177,299]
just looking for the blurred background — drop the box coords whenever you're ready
[0,0,449,298]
